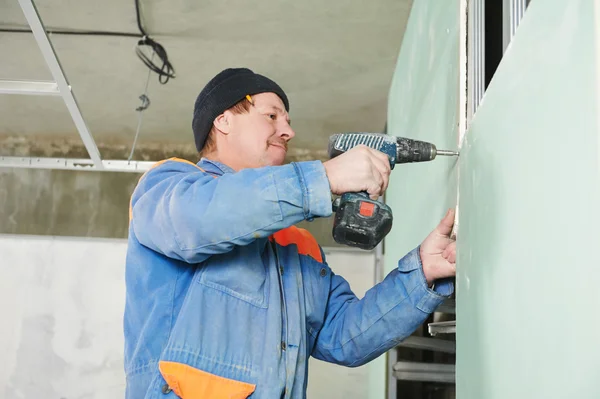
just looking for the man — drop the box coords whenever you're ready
[124,68,456,399]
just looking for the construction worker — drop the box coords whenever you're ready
[124,68,456,399]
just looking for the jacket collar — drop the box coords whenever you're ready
[198,158,236,176]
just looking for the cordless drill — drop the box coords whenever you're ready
[328,132,459,250]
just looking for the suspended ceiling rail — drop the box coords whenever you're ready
[0,80,60,95]
[0,0,153,173]
[0,156,155,172]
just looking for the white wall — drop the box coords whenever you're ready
[0,235,375,398]
[1,235,127,398]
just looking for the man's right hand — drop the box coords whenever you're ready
[323,145,391,200]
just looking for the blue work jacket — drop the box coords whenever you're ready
[124,157,453,399]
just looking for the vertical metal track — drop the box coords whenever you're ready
[468,0,486,119]
[503,0,528,53]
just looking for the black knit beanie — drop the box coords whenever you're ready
[192,68,290,152]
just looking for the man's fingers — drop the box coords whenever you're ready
[369,146,392,167]
[442,241,456,255]
[442,242,456,262]
[436,208,456,236]
[445,241,457,263]
[323,145,392,198]
[367,173,382,199]
[430,258,457,280]
[367,148,391,192]
[447,251,456,264]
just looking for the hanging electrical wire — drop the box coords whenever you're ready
[0,0,176,84]
[134,0,175,84]
[128,0,175,160]
[1,0,176,160]
[128,52,154,162]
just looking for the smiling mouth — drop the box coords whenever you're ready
[270,143,287,151]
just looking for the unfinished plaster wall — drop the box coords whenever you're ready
[0,150,338,246]
[0,168,136,237]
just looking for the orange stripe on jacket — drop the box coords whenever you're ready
[128,158,213,222]
[159,361,255,399]
[271,226,323,263]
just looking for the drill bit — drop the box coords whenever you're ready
[436,149,460,157]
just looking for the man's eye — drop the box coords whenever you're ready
[268,114,277,120]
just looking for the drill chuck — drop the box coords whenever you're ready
[396,136,439,163]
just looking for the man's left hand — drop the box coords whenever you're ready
[419,208,457,286]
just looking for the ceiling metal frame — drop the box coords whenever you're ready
[0,156,155,172]
[0,0,153,173]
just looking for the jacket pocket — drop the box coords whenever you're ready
[197,241,269,308]
[159,361,255,399]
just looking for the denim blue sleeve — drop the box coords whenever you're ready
[311,246,454,367]
[130,160,332,263]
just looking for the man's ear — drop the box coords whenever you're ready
[213,112,231,134]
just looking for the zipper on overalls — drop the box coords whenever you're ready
[272,240,289,395]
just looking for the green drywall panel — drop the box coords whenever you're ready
[381,1,460,396]
[384,0,460,274]
[457,1,600,398]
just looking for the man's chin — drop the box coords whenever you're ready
[267,146,287,165]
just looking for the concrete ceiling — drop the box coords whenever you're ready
[0,0,412,162]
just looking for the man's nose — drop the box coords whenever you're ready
[279,121,295,140]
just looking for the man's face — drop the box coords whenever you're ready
[224,92,295,169]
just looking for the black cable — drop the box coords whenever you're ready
[0,0,176,84]
[134,0,175,84]
[0,27,140,37]
[134,0,148,37]
[135,37,175,84]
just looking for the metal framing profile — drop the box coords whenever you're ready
[0,0,153,173]
[467,0,486,120]
[503,0,528,53]
[468,0,529,121]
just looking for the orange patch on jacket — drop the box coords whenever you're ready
[159,361,255,399]
[271,226,323,263]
